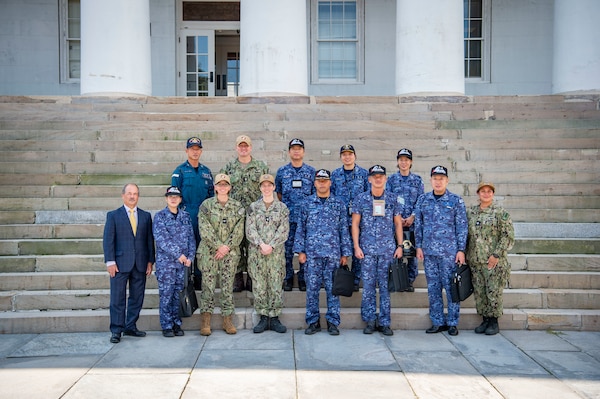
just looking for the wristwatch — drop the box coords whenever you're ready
[492,253,499,259]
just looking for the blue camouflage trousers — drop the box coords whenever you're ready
[361,255,391,327]
[407,256,418,284]
[305,256,340,326]
[423,255,460,326]
[155,264,185,330]
[285,222,305,283]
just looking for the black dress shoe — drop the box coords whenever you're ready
[173,324,185,336]
[426,325,448,334]
[298,280,306,291]
[380,326,394,336]
[363,321,376,334]
[327,321,340,336]
[123,328,146,337]
[305,322,321,335]
[162,329,175,338]
[448,326,459,336]
[110,333,121,343]
[283,280,293,291]
[405,284,415,292]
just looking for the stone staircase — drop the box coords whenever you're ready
[0,94,599,334]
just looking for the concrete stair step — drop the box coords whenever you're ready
[431,99,599,112]
[509,270,600,290]
[2,287,598,312]
[507,209,600,223]
[447,109,600,121]
[511,254,600,272]
[438,118,600,130]
[0,255,105,272]
[1,252,598,273]
[511,238,600,255]
[1,147,596,165]
[2,269,599,293]
[0,307,598,334]
[1,238,598,257]
[0,182,595,200]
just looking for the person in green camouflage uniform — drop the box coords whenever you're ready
[466,182,514,336]
[245,174,290,333]
[197,174,246,336]
[220,135,269,292]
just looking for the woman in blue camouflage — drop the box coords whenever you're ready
[152,186,196,338]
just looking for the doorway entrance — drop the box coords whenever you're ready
[177,1,240,97]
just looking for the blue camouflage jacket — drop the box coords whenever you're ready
[275,162,315,224]
[330,164,370,226]
[414,190,468,257]
[293,194,352,259]
[386,172,424,219]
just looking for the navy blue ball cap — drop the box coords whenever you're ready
[368,165,386,176]
[396,148,412,160]
[315,169,331,180]
[289,138,305,148]
[165,186,182,197]
[340,144,355,154]
[186,137,202,148]
[430,165,448,177]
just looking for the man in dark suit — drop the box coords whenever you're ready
[103,183,155,343]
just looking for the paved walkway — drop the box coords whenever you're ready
[0,328,599,399]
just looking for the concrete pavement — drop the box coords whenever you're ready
[0,327,599,399]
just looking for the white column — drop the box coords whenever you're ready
[395,0,464,95]
[552,0,600,94]
[239,0,307,96]
[80,0,152,96]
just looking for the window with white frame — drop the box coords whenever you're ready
[59,0,81,83]
[464,0,490,81]
[311,0,364,84]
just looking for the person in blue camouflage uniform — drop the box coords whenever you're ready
[220,134,270,292]
[152,186,196,338]
[331,144,369,291]
[386,148,424,291]
[197,174,245,336]
[294,169,352,336]
[467,182,514,336]
[352,165,404,336]
[275,138,315,292]
[415,165,468,336]
[171,137,214,289]
[246,174,290,334]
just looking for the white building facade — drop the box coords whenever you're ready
[0,0,598,97]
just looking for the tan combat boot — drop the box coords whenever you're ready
[200,312,212,336]
[222,315,237,334]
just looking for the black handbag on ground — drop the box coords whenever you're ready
[450,263,473,302]
[388,258,410,292]
[332,265,354,297]
[179,266,199,317]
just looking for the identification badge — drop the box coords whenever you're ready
[373,199,385,216]
[292,180,302,188]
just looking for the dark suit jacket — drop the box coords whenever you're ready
[103,206,155,273]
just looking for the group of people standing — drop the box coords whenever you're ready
[102,134,514,343]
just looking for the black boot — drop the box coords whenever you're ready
[474,317,490,334]
[253,315,269,333]
[269,316,287,333]
[485,317,499,335]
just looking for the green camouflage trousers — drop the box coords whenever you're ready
[198,252,239,316]
[248,247,285,318]
[471,260,510,318]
